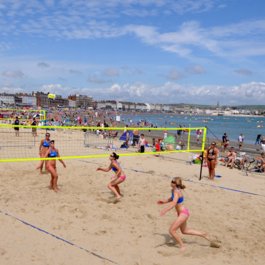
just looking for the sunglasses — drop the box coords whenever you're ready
[171,181,176,184]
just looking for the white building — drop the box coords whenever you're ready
[117,102,123,110]
[0,94,15,105]
[21,95,37,107]
[135,103,147,111]
[97,100,117,110]
[68,99,76,108]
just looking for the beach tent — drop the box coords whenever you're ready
[163,135,176,150]
[164,135,176,145]
[119,131,133,141]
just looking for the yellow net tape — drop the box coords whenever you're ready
[0,124,207,162]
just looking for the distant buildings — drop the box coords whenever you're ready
[68,94,94,108]
[0,91,264,116]
[0,92,93,109]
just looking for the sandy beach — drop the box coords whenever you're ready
[0,142,265,265]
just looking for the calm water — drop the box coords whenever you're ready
[121,113,265,144]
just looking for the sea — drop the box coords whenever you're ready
[121,113,265,144]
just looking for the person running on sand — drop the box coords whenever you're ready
[37,140,66,192]
[158,177,219,251]
[38,132,51,173]
[207,142,219,180]
[97,152,126,200]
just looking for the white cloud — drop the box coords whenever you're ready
[87,74,110,84]
[103,67,120,77]
[37,62,50,68]
[0,1,263,61]
[187,65,205,74]
[166,69,184,81]
[1,81,265,105]
[234,69,253,76]
[2,70,25,78]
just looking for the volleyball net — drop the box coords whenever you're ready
[0,124,207,162]
[0,108,46,123]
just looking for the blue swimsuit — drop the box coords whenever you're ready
[111,162,120,172]
[48,149,58,157]
[171,190,184,204]
[43,140,50,148]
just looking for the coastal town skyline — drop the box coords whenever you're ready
[0,0,265,104]
[1,91,265,115]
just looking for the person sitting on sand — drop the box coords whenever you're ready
[224,147,236,168]
[255,152,265,172]
[97,152,126,200]
[37,140,66,192]
[158,177,219,251]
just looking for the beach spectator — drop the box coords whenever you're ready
[152,138,156,147]
[132,130,139,146]
[14,116,20,137]
[156,139,161,152]
[163,130,168,139]
[238,134,244,150]
[196,129,202,144]
[224,147,236,168]
[138,134,146,153]
[222,133,229,151]
[177,125,183,139]
[255,152,265,172]
[206,142,219,180]
[261,136,265,152]
[255,134,262,145]
[31,117,37,137]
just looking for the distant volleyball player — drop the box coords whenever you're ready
[37,140,66,192]
[97,152,126,200]
[158,177,219,250]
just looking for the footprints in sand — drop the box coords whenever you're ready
[95,230,107,235]
[0,248,6,256]
[58,205,87,219]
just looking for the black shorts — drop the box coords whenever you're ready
[140,145,145,153]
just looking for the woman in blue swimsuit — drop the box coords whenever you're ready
[158,177,217,250]
[38,133,51,174]
[38,140,66,192]
[97,152,126,200]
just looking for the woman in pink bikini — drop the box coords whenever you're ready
[97,152,126,200]
[158,177,218,250]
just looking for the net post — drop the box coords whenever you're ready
[187,128,191,151]
[199,127,207,181]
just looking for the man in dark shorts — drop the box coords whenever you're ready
[14,116,20,137]
[31,117,37,137]
[222,132,229,151]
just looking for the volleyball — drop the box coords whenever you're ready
[48,93,56,100]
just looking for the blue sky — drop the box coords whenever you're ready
[0,0,265,105]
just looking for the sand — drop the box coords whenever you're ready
[0,136,265,265]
